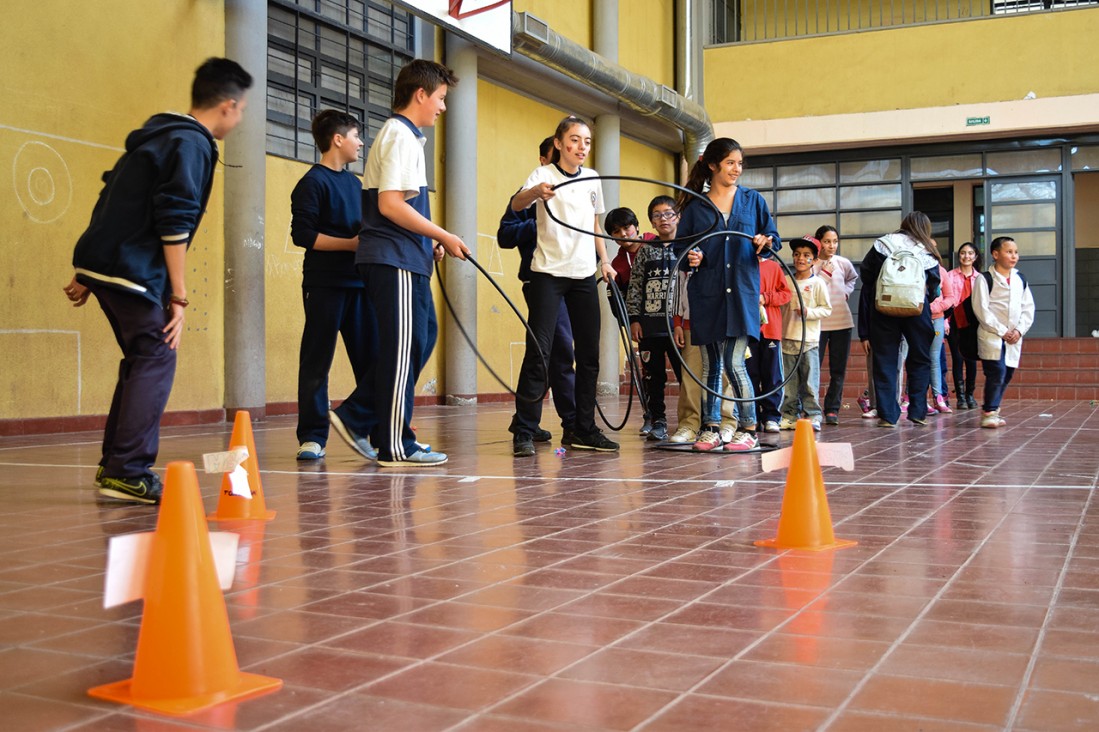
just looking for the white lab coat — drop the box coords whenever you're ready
[970,267,1035,368]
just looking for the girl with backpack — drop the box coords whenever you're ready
[971,236,1035,429]
[675,138,781,452]
[857,211,942,427]
[945,242,982,409]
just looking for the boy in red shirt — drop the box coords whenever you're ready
[751,254,791,433]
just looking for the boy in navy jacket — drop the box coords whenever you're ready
[63,58,252,504]
[291,110,373,461]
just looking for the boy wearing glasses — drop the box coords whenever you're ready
[625,196,683,441]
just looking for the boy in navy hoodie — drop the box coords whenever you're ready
[63,58,252,504]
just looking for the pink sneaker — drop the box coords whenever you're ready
[935,395,952,414]
[692,428,723,451]
[723,431,758,452]
[857,391,871,414]
[900,398,908,414]
[926,402,938,416]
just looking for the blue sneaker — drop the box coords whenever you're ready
[378,450,448,468]
[328,410,377,460]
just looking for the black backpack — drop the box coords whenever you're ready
[958,271,1027,360]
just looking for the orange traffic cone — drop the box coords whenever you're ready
[754,419,857,552]
[209,410,275,521]
[88,461,282,716]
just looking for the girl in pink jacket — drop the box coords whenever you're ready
[944,242,981,410]
[928,263,957,414]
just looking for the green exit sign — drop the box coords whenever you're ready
[967,116,990,127]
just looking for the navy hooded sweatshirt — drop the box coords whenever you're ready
[72,113,219,306]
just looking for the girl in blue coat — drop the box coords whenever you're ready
[674,138,781,452]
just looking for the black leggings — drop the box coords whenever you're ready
[946,319,977,393]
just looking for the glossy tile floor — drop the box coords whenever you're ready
[3,398,1099,731]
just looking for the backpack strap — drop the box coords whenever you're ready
[984,269,1028,291]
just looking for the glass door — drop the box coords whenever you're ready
[986,176,1060,336]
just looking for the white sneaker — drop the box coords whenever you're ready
[669,427,697,443]
[763,421,780,433]
[296,441,325,460]
[981,410,1006,429]
[810,416,822,432]
[719,425,737,443]
[861,408,878,419]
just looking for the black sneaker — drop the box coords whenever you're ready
[568,430,620,452]
[638,417,653,436]
[513,432,535,457]
[98,473,162,505]
[648,420,669,441]
[532,428,552,442]
[561,428,577,446]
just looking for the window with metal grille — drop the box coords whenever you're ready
[993,0,1098,14]
[267,0,415,172]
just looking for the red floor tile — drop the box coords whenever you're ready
[2,399,1099,730]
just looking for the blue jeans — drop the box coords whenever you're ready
[781,347,821,419]
[700,335,755,428]
[929,316,945,398]
[981,343,1015,412]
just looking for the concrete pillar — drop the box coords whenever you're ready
[594,0,622,398]
[223,0,267,418]
[444,35,478,404]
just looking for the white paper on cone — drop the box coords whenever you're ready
[761,442,854,473]
[103,531,240,608]
[202,446,249,474]
[227,464,252,498]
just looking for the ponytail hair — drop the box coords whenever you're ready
[677,137,743,211]
[898,211,943,266]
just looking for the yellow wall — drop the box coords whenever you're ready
[705,10,1099,122]
[0,0,226,420]
[619,0,675,88]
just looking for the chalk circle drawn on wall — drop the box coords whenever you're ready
[13,141,73,224]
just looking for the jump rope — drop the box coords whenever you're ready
[434,174,809,433]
